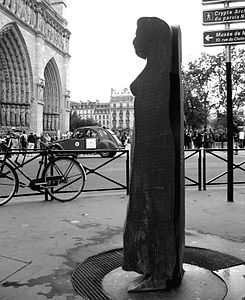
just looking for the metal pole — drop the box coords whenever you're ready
[226,46,234,202]
[224,1,233,202]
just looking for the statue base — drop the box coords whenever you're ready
[127,271,183,293]
[127,274,167,293]
[102,264,227,300]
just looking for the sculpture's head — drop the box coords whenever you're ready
[133,17,170,60]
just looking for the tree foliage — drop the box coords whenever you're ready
[70,112,98,132]
[182,48,245,130]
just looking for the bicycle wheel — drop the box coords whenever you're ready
[0,161,18,206]
[43,157,86,202]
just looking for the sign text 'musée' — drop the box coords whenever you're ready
[203,28,245,46]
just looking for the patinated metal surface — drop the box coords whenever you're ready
[122,17,184,291]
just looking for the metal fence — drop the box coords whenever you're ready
[1,147,244,201]
[185,148,245,190]
[202,148,245,190]
[0,149,130,201]
[185,149,202,190]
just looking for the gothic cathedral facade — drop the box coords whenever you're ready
[0,0,70,136]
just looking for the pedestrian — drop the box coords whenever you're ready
[239,130,245,148]
[184,130,192,149]
[20,130,28,151]
[0,134,6,154]
[11,128,20,156]
[234,132,239,155]
[27,131,36,156]
[202,128,213,148]
[121,132,128,147]
[220,130,227,148]
[193,130,202,149]
[45,133,51,143]
[5,131,12,158]
[35,134,41,149]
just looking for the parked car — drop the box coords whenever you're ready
[52,126,122,158]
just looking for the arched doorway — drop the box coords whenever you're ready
[0,22,33,132]
[43,58,61,135]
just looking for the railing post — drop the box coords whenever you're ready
[44,150,49,201]
[50,159,55,201]
[198,149,202,191]
[202,148,206,190]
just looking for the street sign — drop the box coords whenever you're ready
[203,28,245,46]
[203,7,245,25]
[202,0,244,5]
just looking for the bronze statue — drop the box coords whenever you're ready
[122,17,184,292]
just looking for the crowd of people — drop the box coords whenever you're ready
[0,128,58,153]
[1,126,245,154]
[184,126,245,149]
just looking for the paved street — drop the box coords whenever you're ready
[0,186,245,299]
[1,146,245,299]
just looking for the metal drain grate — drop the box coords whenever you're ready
[72,249,122,300]
[71,247,244,300]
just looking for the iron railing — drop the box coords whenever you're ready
[202,148,245,190]
[0,149,130,201]
[1,147,244,199]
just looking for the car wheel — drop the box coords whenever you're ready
[100,151,116,158]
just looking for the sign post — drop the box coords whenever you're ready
[224,2,234,203]
[202,0,245,202]
[226,45,234,203]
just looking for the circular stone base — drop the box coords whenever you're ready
[102,264,227,300]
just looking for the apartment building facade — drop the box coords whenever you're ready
[70,88,134,134]
[110,88,134,134]
[70,100,111,128]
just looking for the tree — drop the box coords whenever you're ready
[182,52,216,129]
[182,47,245,130]
[69,112,98,132]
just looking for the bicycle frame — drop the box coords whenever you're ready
[0,149,48,191]
[0,136,52,192]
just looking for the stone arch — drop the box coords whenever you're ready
[0,22,33,129]
[43,58,62,133]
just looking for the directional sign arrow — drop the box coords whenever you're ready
[205,34,214,41]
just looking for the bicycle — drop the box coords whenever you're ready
[0,138,86,206]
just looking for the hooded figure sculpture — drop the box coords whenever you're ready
[122,17,184,292]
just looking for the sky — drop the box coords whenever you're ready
[65,0,225,102]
